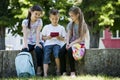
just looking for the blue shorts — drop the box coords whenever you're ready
[43,44,60,64]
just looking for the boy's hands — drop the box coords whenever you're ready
[45,35,64,41]
[56,36,63,41]
[47,36,52,40]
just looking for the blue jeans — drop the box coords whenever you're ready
[21,42,44,67]
[43,44,60,64]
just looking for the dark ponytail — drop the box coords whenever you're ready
[26,5,43,29]
[27,10,31,29]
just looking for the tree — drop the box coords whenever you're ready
[1,0,119,49]
[28,0,72,26]
[80,0,120,48]
[0,0,10,50]
[0,0,31,50]
[0,0,71,50]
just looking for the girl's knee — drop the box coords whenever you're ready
[35,46,42,50]
[21,48,29,52]
[35,46,43,54]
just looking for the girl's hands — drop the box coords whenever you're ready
[66,42,74,50]
[66,44,70,50]
[23,45,29,50]
[35,44,42,48]
[69,42,74,47]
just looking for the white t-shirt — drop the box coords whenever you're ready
[22,18,43,45]
[42,24,66,47]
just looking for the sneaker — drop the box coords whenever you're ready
[36,67,42,76]
[70,72,76,78]
[44,73,48,77]
[62,72,67,76]
[37,71,42,76]
[56,71,61,76]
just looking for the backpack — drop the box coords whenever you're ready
[15,52,35,77]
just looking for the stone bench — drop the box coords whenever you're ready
[0,49,120,77]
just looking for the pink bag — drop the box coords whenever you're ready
[72,43,85,61]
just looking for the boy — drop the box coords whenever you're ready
[42,9,66,77]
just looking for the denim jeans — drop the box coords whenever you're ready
[43,44,60,64]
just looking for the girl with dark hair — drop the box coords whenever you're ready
[22,5,43,76]
[59,6,90,77]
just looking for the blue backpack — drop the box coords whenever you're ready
[15,52,35,77]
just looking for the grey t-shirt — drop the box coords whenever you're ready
[67,22,84,44]
[22,18,43,45]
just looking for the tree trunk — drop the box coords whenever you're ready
[87,11,100,48]
[90,31,100,48]
[0,26,5,50]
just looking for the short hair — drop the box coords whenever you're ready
[49,9,59,15]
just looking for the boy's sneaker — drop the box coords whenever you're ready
[62,72,67,76]
[70,72,76,78]
[56,72,61,76]
[44,74,48,77]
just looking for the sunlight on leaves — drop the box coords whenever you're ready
[15,8,28,18]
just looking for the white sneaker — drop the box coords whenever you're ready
[70,72,76,78]
[44,73,47,77]
[62,72,67,76]
[36,67,42,76]
[56,71,61,76]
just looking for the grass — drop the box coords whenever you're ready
[1,75,120,80]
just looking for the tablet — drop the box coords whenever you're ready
[50,32,59,37]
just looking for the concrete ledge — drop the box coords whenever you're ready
[0,49,120,77]
[0,50,20,77]
[84,49,120,76]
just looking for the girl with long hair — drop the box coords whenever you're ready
[59,6,89,77]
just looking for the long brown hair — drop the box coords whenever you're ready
[27,5,43,29]
[69,6,88,41]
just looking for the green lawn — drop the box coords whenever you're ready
[1,75,120,80]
